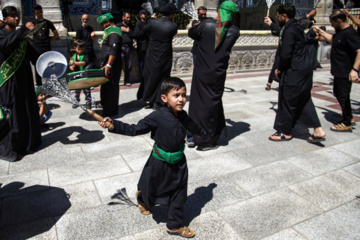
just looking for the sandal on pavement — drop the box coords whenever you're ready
[136,191,150,215]
[269,132,292,141]
[330,123,352,132]
[307,134,326,143]
[167,226,195,238]
[265,83,271,91]
[351,118,356,126]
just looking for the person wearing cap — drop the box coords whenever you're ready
[138,3,178,110]
[97,13,123,116]
[186,1,239,150]
[0,6,42,161]
[116,11,135,86]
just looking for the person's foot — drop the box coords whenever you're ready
[330,123,352,132]
[265,82,271,91]
[197,144,219,151]
[167,226,195,238]
[186,137,195,148]
[269,132,292,141]
[72,104,79,109]
[136,191,150,215]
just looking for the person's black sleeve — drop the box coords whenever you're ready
[0,26,29,55]
[109,112,157,135]
[108,33,122,56]
[345,29,360,52]
[270,23,281,36]
[48,20,56,31]
[278,28,297,71]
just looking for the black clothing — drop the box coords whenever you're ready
[139,17,177,103]
[109,106,202,229]
[330,26,360,78]
[334,77,353,126]
[32,19,56,53]
[273,18,320,135]
[115,22,135,45]
[100,30,122,116]
[76,25,96,63]
[32,19,56,86]
[134,20,149,52]
[188,19,239,146]
[305,28,320,70]
[0,27,42,161]
[267,22,282,84]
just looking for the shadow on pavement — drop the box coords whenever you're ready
[40,126,105,150]
[0,182,71,239]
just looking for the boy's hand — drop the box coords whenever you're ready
[98,117,113,128]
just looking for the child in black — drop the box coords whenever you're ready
[99,77,202,238]
[69,39,91,109]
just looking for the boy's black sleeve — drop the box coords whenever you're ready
[109,112,158,136]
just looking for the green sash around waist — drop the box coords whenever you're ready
[152,144,185,164]
[0,40,27,87]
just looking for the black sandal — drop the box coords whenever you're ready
[269,132,292,141]
[307,134,326,143]
[265,82,271,91]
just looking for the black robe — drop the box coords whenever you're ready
[109,107,201,226]
[268,22,281,84]
[0,26,42,161]
[139,17,177,104]
[188,19,239,146]
[100,30,122,116]
[274,18,320,134]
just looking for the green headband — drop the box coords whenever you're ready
[97,13,114,24]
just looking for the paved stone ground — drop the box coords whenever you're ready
[1,69,360,240]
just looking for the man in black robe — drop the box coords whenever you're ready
[97,13,122,116]
[187,1,240,150]
[139,3,178,110]
[191,6,207,62]
[0,6,42,161]
[269,4,326,142]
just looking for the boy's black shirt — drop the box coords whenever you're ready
[32,19,56,52]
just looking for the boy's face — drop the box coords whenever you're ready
[75,46,85,55]
[161,87,187,114]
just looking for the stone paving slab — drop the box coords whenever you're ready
[293,200,360,240]
[48,155,131,186]
[262,228,306,240]
[218,188,323,240]
[288,169,360,211]
[225,161,312,196]
[343,162,360,177]
[286,147,359,176]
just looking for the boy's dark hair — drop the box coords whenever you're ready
[74,39,85,47]
[161,77,186,95]
[33,4,42,12]
[2,6,19,18]
[198,6,207,12]
[330,11,346,22]
[276,4,296,19]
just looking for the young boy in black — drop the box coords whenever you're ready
[69,39,91,109]
[99,77,202,238]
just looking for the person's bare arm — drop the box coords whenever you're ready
[313,26,333,43]
[350,49,360,82]
[343,9,360,27]
[51,29,59,41]
[101,55,116,77]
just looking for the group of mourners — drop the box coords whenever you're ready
[1,1,360,238]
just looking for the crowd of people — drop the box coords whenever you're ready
[1,1,360,238]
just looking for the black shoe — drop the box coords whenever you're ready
[72,104,79,109]
[186,137,195,148]
[197,144,219,151]
[352,108,360,114]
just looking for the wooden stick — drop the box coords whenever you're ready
[86,109,114,130]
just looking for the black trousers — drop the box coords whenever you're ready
[75,88,91,103]
[333,77,353,126]
[121,46,134,83]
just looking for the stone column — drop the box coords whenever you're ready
[1,0,23,25]
[195,0,218,18]
[314,0,333,65]
[314,0,333,27]
[36,0,67,36]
